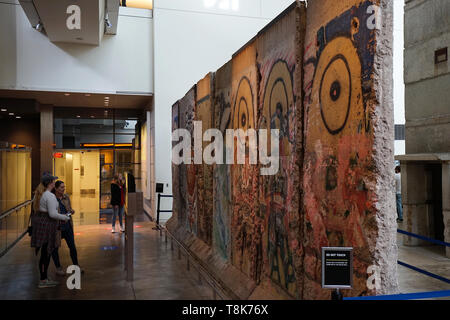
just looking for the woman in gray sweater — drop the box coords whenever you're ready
[31,173,70,288]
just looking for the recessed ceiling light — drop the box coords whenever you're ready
[15,116,21,119]
[85,94,91,97]
[65,93,70,96]
[76,115,81,118]
[1,108,6,112]
[9,112,14,116]
[90,116,95,118]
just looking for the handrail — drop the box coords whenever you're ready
[0,200,32,220]
[163,225,232,300]
[153,193,173,230]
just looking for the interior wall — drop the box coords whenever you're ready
[0,1,153,95]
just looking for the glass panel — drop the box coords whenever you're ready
[17,152,27,205]
[0,217,6,254]
[0,147,32,255]
[6,151,18,211]
[6,211,18,248]
[100,150,114,210]
[54,118,114,149]
[116,150,132,165]
[0,150,6,213]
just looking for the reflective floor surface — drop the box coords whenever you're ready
[0,220,448,300]
[0,219,214,300]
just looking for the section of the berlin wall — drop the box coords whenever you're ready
[230,40,262,283]
[371,0,397,295]
[254,2,306,299]
[168,101,181,231]
[213,62,232,260]
[196,73,215,246]
[301,0,397,299]
[174,86,198,234]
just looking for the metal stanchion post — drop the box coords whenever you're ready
[153,193,161,231]
[126,213,134,282]
[331,289,343,301]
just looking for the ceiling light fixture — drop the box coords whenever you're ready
[65,93,70,96]
[76,115,81,118]
[9,113,14,116]
[85,94,91,97]
[1,108,7,112]
[15,116,21,119]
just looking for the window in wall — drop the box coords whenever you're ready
[395,124,405,141]
[120,0,153,9]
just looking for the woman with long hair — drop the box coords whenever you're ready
[31,172,71,288]
[110,174,125,233]
[51,180,83,275]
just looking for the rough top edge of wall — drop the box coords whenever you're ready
[232,1,302,59]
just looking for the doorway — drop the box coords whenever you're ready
[428,164,444,242]
[53,150,100,226]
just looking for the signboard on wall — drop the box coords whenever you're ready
[321,247,353,289]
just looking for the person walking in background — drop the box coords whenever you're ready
[110,174,125,233]
[51,181,83,276]
[395,166,403,222]
[31,173,71,288]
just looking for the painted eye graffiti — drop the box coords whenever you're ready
[312,37,363,136]
[262,60,294,156]
[233,77,254,131]
[240,102,247,127]
[319,54,351,135]
[330,80,341,102]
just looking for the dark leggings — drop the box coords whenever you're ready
[36,243,51,281]
[52,224,78,268]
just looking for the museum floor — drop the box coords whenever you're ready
[0,219,448,300]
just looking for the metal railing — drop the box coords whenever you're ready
[152,193,173,231]
[153,193,233,300]
[0,200,32,258]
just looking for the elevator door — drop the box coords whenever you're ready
[54,150,100,226]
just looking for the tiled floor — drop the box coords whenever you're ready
[0,217,214,300]
[0,219,449,300]
[397,234,450,299]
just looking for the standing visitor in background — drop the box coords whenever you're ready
[110,174,125,233]
[395,166,403,222]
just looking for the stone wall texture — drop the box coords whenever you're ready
[167,0,398,300]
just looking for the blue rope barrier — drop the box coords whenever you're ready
[397,229,450,247]
[398,260,450,284]
[344,290,450,300]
